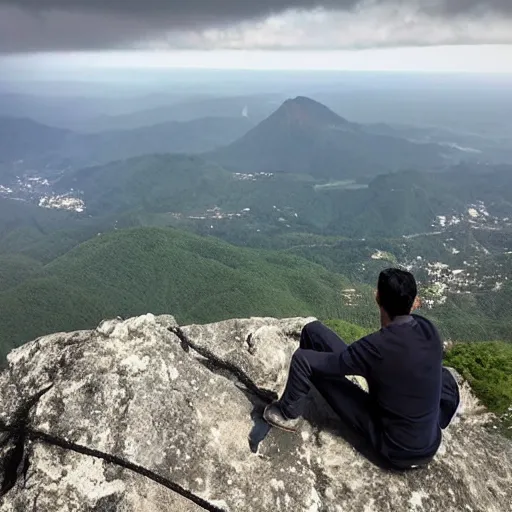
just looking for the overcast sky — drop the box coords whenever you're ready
[1,0,512,73]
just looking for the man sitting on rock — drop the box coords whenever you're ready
[264,268,460,470]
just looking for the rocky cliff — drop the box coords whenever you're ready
[0,314,511,512]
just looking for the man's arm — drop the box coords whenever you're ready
[339,333,383,378]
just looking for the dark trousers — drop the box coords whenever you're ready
[279,321,459,467]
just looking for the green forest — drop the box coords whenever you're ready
[3,156,512,355]
[0,226,379,359]
[444,342,512,437]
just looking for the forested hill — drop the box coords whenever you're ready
[51,156,512,239]
[3,157,512,357]
[0,226,376,360]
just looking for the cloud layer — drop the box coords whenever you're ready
[3,0,512,18]
[1,0,512,52]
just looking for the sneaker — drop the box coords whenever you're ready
[263,402,301,432]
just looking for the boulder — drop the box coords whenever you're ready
[0,314,510,512]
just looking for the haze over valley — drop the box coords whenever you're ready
[2,74,512,356]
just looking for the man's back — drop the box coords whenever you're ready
[342,315,443,459]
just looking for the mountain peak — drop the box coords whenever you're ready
[210,94,447,177]
[272,96,350,128]
[285,96,327,107]
[286,96,324,106]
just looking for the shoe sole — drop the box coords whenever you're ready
[263,413,298,433]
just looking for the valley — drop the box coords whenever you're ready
[1,93,512,357]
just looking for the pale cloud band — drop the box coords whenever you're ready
[1,0,512,52]
[4,46,511,74]
[153,7,512,51]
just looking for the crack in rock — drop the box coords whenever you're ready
[246,333,257,355]
[0,385,227,512]
[0,384,53,497]
[170,326,278,402]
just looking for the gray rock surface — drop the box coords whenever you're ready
[0,314,511,512]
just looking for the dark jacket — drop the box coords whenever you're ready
[339,315,445,460]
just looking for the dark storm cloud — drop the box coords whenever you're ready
[0,0,351,22]
[4,0,512,18]
[0,0,511,52]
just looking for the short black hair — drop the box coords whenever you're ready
[378,268,417,319]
